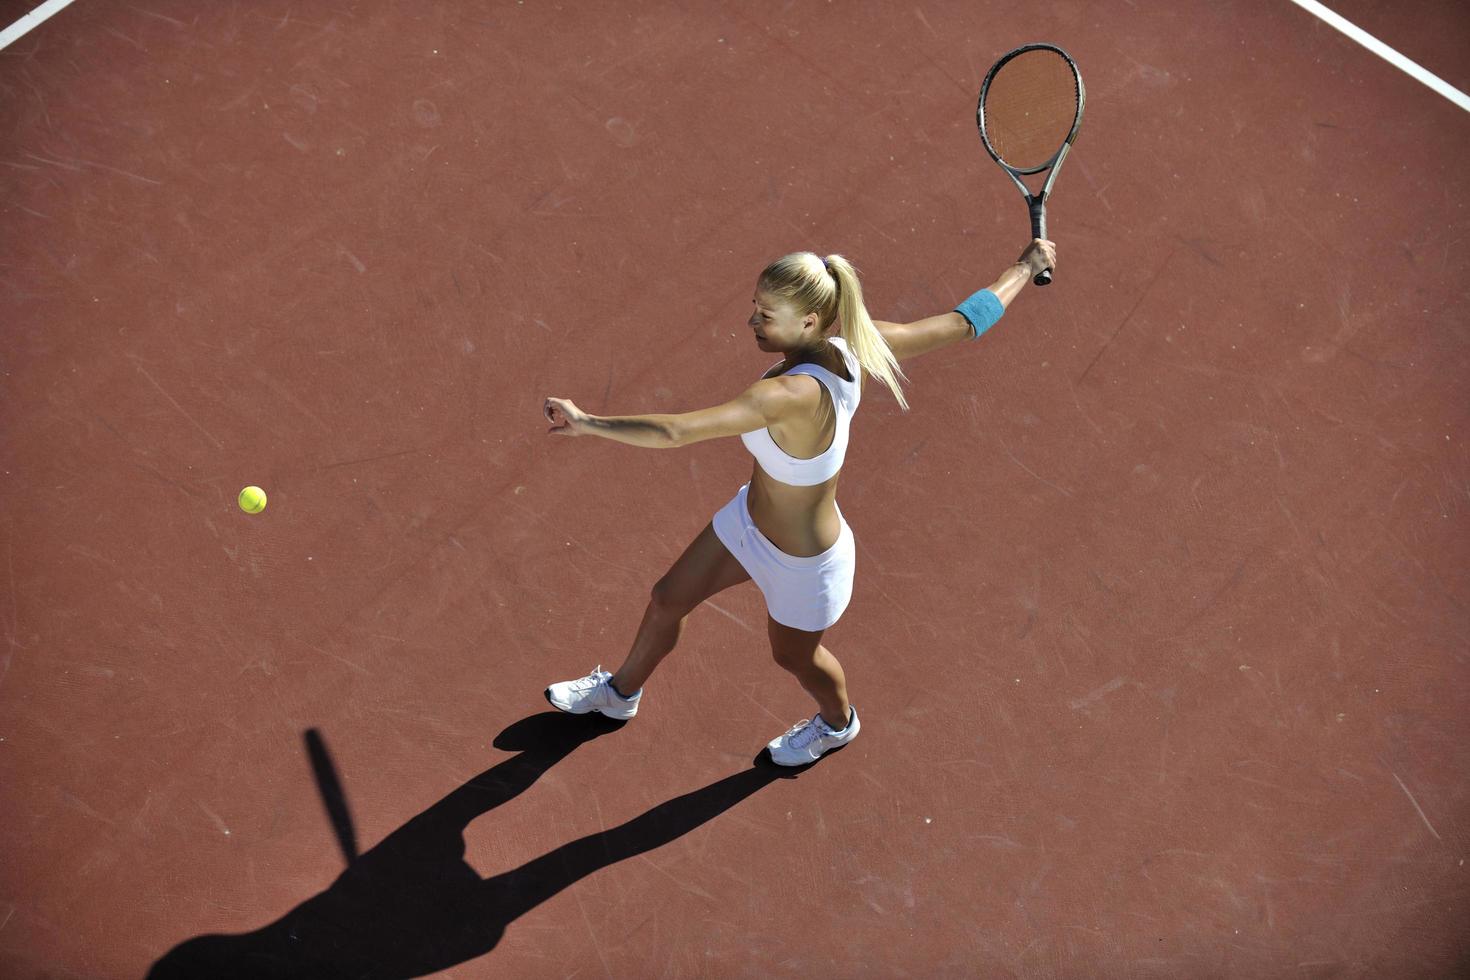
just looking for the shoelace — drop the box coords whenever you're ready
[570,666,607,691]
[784,719,823,748]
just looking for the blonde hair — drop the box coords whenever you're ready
[757,252,909,411]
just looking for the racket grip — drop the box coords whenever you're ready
[1028,196,1052,286]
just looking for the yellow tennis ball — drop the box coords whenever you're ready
[238,486,267,514]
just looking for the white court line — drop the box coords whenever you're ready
[1288,0,1470,112]
[0,0,79,51]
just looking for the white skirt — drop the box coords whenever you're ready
[711,483,855,632]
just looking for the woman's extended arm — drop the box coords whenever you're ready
[544,376,806,449]
[874,239,1056,362]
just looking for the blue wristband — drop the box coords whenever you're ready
[955,288,1004,339]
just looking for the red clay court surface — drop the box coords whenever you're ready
[2,2,1467,977]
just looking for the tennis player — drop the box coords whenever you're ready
[544,239,1056,765]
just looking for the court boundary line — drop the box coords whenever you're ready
[0,0,78,51]
[1287,0,1470,112]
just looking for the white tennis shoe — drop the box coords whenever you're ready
[767,707,859,766]
[545,666,641,720]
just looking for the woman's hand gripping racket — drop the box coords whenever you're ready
[977,43,1085,285]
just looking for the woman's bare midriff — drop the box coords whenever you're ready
[746,466,842,557]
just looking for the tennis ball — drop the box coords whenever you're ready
[238,486,267,514]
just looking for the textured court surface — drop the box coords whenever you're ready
[2,2,1467,977]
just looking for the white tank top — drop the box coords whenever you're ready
[740,337,861,486]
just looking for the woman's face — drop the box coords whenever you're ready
[749,289,818,353]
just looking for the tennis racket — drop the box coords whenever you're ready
[977,43,1085,285]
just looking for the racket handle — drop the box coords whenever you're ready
[1028,196,1052,286]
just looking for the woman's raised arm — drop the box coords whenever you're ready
[874,239,1055,362]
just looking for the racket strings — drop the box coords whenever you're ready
[983,50,1078,172]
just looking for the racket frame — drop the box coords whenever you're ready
[976,42,1086,284]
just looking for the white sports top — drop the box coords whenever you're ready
[740,337,861,486]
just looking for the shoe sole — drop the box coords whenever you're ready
[544,688,636,720]
[763,742,853,768]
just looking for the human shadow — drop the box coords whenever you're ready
[149,712,796,979]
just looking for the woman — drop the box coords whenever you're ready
[543,239,1057,765]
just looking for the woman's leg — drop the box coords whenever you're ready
[609,523,750,694]
[767,617,851,731]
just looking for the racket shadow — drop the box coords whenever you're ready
[148,711,792,978]
[303,728,358,865]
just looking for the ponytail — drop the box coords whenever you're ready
[822,254,909,411]
[756,251,909,411]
